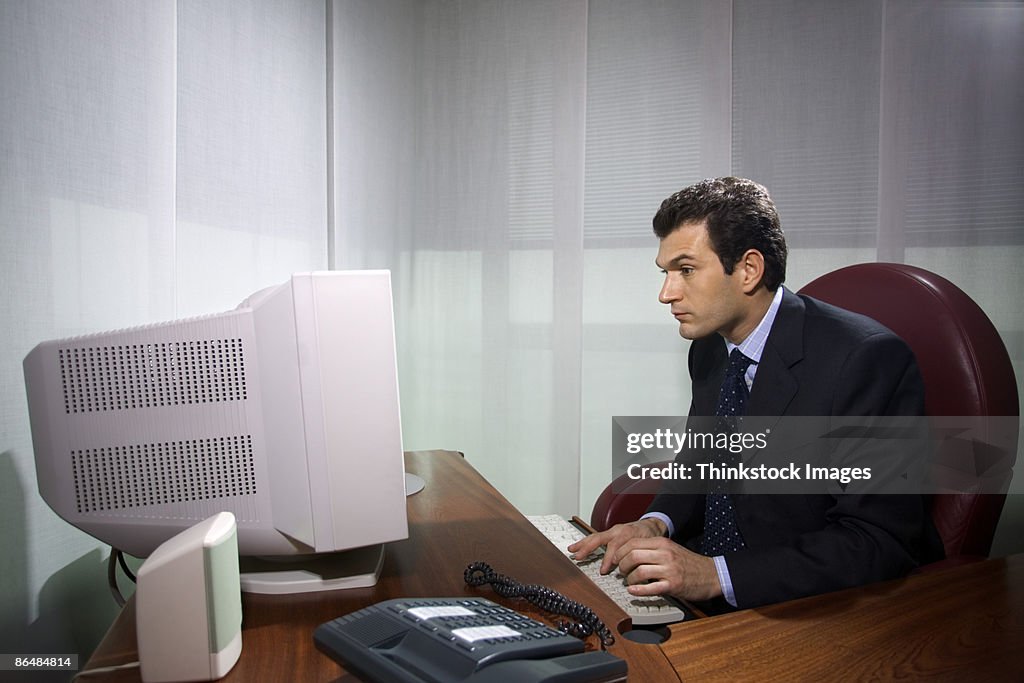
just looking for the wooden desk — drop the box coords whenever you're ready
[83,450,679,681]
[663,554,1024,680]
[83,450,1024,681]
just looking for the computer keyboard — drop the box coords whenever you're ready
[526,515,687,626]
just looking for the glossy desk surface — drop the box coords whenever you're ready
[84,450,679,681]
[84,450,1023,681]
[663,548,1024,680]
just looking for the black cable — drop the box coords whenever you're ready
[106,548,137,607]
[116,549,136,583]
[464,561,615,648]
[107,549,126,607]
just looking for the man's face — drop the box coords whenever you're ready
[655,220,748,342]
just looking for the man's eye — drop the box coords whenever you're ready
[681,267,695,275]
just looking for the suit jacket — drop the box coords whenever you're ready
[648,287,944,609]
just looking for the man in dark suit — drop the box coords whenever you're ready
[569,177,942,610]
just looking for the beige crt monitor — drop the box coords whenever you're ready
[24,271,409,592]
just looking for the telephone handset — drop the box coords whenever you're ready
[312,564,627,682]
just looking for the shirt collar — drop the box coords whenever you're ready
[724,286,785,364]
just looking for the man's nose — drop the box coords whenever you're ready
[659,274,679,304]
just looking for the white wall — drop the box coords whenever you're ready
[330,0,1024,555]
[1,0,327,668]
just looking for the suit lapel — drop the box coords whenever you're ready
[734,288,806,482]
[745,287,804,418]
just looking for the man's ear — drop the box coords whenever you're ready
[738,249,766,294]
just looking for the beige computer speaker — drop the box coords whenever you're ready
[135,512,243,683]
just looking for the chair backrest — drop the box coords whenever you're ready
[591,263,1018,558]
[589,465,664,533]
[801,263,1017,557]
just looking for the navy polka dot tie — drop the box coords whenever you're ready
[701,348,754,556]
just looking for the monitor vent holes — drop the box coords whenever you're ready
[58,339,247,414]
[71,435,257,513]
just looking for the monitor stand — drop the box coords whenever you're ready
[238,544,385,594]
[238,473,423,595]
[405,472,426,496]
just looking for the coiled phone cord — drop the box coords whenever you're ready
[464,561,615,648]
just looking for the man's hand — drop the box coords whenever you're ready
[613,537,723,602]
[567,518,666,575]
[567,519,724,603]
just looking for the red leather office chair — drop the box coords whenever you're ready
[591,263,1018,563]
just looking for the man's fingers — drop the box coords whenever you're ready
[567,521,670,575]
[568,527,616,556]
[567,535,600,557]
[616,545,668,577]
[627,579,670,597]
[610,537,669,569]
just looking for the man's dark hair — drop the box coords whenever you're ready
[653,177,788,291]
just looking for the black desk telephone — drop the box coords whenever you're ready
[313,564,627,682]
